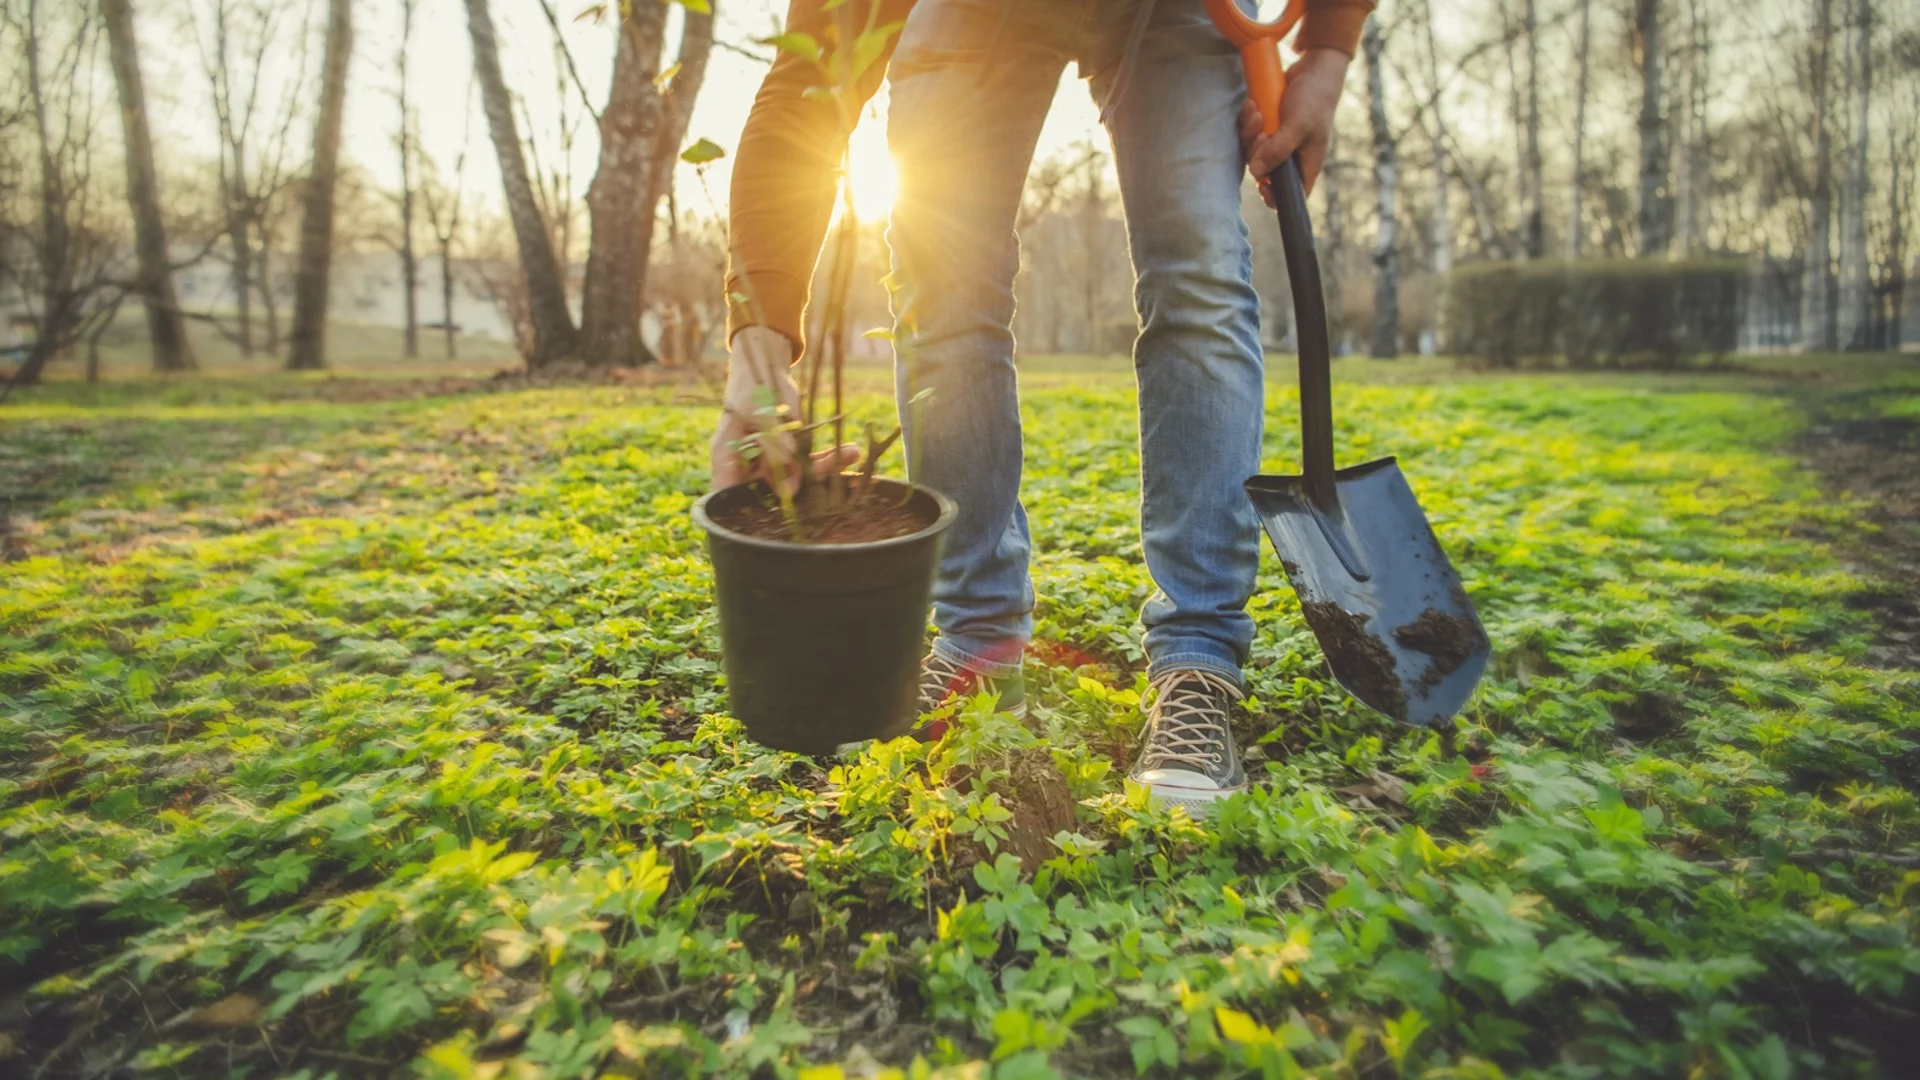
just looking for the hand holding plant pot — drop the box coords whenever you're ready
[710,326,861,498]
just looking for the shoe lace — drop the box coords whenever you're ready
[917,652,979,715]
[1137,670,1243,771]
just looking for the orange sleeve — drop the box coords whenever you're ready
[1298,0,1376,56]
[724,0,914,356]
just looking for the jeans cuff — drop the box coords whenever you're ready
[1145,650,1244,689]
[932,636,1026,679]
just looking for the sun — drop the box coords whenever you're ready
[844,116,899,222]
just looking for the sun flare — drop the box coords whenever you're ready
[844,118,899,222]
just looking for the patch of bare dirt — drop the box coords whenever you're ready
[950,748,1079,872]
[1799,398,1920,671]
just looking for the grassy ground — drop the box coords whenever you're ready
[2,356,1919,1077]
[15,313,522,388]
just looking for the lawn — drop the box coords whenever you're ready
[2,361,1918,1078]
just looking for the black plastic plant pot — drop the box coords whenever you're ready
[691,477,956,755]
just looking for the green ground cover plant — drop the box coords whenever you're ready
[2,370,1917,1078]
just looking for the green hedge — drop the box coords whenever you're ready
[1444,259,1746,368]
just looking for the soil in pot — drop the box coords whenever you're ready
[708,479,930,544]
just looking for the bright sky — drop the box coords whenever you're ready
[142,0,1113,224]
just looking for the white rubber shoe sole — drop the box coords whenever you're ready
[1136,767,1246,814]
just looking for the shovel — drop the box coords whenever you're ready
[1208,0,1489,728]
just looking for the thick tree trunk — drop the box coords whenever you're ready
[1364,19,1398,359]
[286,0,353,371]
[1801,0,1835,351]
[1521,0,1543,259]
[1635,0,1668,256]
[580,6,667,367]
[633,3,715,325]
[465,0,577,366]
[1568,0,1592,259]
[1837,0,1872,350]
[103,0,195,373]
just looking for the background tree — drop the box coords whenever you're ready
[1635,0,1669,255]
[464,0,577,366]
[579,1,669,368]
[1364,16,1400,357]
[1837,0,1872,349]
[1567,0,1591,259]
[420,85,474,362]
[0,0,128,393]
[286,0,353,371]
[1801,0,1836,350]
[391,0,419,359]
[102,0,193,373]
[191,0,312,358]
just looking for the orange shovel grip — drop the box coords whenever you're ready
[1203,0,1305,137]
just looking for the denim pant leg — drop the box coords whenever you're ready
[1091,0,1266,686]
[886,1,1076,678]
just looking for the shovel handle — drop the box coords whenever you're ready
[1206,1,1337,509]
[1272,158,1339,509]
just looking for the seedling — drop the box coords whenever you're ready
[711,2,910,543]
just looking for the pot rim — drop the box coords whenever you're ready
[692,476,958,555]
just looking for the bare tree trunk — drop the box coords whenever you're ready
[396,0,419,359]
[286,0,353,371]
[1568,0,1591,259]
[440,250,458,359]
[580,5,667,367]
[1364,19,1399,359]
[1837,0,1872,349]
[1420,0,1443,286]
[1888,80,1917,352]
[1674,0,1709,255]
[1323,143,1347,353]
[260,239,281,353]
[1635,0,1668,256]
[1502,0,1527,249]
[465,0,576,366]
[1522,0,1543,259]
[103,0,194,373]
[633,2,714,333]
[1802,0,1835,350]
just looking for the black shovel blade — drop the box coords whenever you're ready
[1246,459,1489,728]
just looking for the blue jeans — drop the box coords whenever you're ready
[888,0,1265,687]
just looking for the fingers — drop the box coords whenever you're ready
[1297,135,1327,196]
[1250,119,1308,186]
[1238,99,1265,155]
[808,443,864,477]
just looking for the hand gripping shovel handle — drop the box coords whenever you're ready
[1204,0,1337,510]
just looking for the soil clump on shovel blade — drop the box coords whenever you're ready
[1301,600,1408,722]
[710,484,929,544]
[1394,602,1488,691]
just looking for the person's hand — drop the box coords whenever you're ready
[709,326,860,496]
[1238,47,1352,208]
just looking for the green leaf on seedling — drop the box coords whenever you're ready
[862,327,893,340]
[654,62,682,91]
[673,0,712,13]
[852,23,906,80]
[680,138,725,164]
[761,32,819,61]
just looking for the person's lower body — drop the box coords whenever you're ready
[887,0,1265,807]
